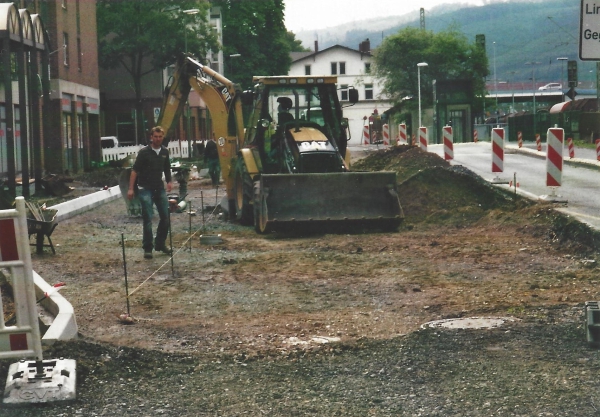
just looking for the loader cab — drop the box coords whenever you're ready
[248,76,350,173]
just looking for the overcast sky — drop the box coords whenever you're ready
[284,0,486,32]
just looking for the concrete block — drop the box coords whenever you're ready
[3,358,76,404]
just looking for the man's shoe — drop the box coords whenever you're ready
[144,251,153,259]
[156,246,172,255]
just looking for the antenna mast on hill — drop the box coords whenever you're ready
[420,8,425,30]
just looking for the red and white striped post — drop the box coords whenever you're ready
[363,125,370,145]
[382,123,390,146]
[596,139,600,161]
[411,134,416,146]
[492,127,505,173]
[546,128,564,187]
[517,131,523,148]
[419,127,428,151]
[443,125,454,161]
[536,134,542,151]
[473,130,478,143]
[398,123,407,144]
[567,137,575,158]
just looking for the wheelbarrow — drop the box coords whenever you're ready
[26,208,58,254]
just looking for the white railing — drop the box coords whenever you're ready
[101,140,202,162]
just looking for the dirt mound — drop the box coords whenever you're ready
[398,166,522,224]
[352,146,520,225]
[352,145,450,181]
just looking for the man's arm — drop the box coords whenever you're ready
[163,149,173,193]
[127,170,137,200]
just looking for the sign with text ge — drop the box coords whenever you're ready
[580,0,600,60]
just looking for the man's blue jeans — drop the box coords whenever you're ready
[137,188,169,252]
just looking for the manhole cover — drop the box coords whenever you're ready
[421,317,517,330]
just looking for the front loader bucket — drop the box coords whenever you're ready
[256,172,403,232]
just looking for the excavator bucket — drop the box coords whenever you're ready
[255,171,403,233]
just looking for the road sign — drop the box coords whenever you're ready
[580,0,600,60]
[153,107,160,123]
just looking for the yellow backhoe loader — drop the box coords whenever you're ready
[158,54,403,233]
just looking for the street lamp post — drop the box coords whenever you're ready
[183,8,199,159]
[493,41,498,108]
[525,61,541,134]
[417,62,428,129]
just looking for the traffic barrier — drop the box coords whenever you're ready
[536,134,541,151]
[0,197,43,361]
[473,130,478,143]
[596,139,600,161]
[382,123,390,146]
[491,127,504,173]
[0,198,79,404]
[412,134,416,146]
[398,123,407,144]
[517,131,523,148]
[419,127,428,151]
[363,125,370,145]
[567,137,575,158]
[546,127,564,187]
[443,125,454,161]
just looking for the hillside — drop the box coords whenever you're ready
[292,0,588,86]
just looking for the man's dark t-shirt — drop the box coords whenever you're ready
[204,140,218,160]
[132,145,172,190]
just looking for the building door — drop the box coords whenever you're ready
[448,109,465,143]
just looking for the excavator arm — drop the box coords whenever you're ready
[157,54,246,213]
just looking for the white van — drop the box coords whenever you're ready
[101,136,119,148]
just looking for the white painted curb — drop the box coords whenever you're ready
[50,185,121,222]
[30,186,122,343]
[33,271,78,344]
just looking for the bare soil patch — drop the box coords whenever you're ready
[2,146,600,416]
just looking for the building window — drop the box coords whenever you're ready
[339,62,346,75]
[331,62,337,75]
[63,33,69,66]
[340,84,348,101]
[305,65,311,75]
[365,62,371,74]
[365,84,373,100]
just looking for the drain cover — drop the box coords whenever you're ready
[421,317,517,330]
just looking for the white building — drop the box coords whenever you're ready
[289,40,392,145]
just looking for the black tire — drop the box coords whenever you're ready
[234,159,254,225]
[253,180,272,234]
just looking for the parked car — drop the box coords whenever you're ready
[538,83,562,91]
[101,136,119,148]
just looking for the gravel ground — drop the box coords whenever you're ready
[1,147,600,416]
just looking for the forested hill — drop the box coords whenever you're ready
[293,0,585,85]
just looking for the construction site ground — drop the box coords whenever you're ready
[2,145,600,416]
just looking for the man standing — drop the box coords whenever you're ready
[128,126,173,259]
[204,133,221,187]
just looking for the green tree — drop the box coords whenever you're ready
[97,0,218,140]
[373,27,488,111]
[212,0,292,89]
